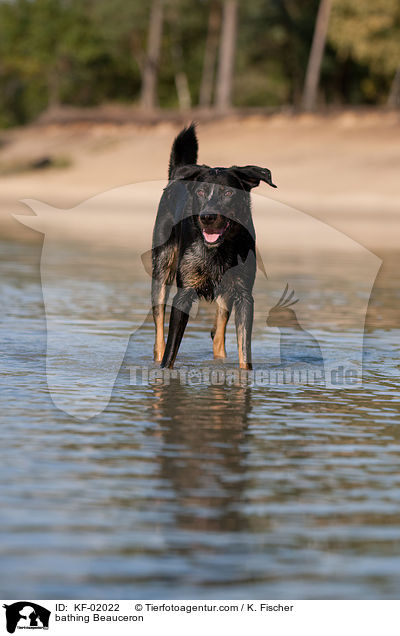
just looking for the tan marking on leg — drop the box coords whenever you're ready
[153,284,167,363]
[154,310,165,362]
[237,328,252,370]
[152,245,178,362]
[213,306,229,359]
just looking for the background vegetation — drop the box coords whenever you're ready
[0,0,399,128]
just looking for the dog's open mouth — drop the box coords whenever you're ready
[202,221,230,244]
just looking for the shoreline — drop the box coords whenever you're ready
[0,112,399,255]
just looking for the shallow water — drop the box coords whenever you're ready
[1,239,400,599]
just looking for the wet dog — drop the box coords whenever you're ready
[151,123,276,369]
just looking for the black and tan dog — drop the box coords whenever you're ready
[151,123,276,369]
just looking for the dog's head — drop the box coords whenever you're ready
[173,164,277,247]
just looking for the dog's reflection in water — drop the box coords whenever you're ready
[149,382,252,532]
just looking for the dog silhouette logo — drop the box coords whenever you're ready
[3,602,50,633]
[13,180,381,415]
[267,284,324,368]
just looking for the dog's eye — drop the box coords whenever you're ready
[224,190,233,197]
[197,189,205,197]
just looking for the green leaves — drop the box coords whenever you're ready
[329,0,400,75]
[0,0,398,128]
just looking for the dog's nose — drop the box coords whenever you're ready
[200,213,217,224]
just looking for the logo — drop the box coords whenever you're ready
[14,181,381,420]
[2,603,50,633]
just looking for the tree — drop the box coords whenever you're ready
[388,65,400,108]
[199,0,221,108]
[87,0,148,102]
[329,0,400,103]
[301,0,333,110]
[215,0,238,111]
[140,0,164,110]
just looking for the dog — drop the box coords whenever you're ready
[151,123,276,369]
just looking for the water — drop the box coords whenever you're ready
[1,239,400,599]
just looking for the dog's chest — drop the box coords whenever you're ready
[179,246,231,299]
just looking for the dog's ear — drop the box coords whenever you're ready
[231,165,277,190]
[172,164,203,181]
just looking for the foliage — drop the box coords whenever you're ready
[330,0,400,74]
[0,0,398,127]
[329,0,400,102]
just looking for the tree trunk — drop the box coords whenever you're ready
[175,72,191,110]
[215,0,238,112]
[301,0,333,111]
[47,64,61,109]
[199,1,221,108]
[388,65,400,108]
[170,37,192,111]
[140,0,164,110]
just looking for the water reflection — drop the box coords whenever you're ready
[149,383,251,533]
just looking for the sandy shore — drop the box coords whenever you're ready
[0,110,399,255]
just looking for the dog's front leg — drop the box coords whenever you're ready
[211,295,233,359]
[151,242,177,363]
[161,288,196,369]
[234,293,254,370]
[152,278,168,363]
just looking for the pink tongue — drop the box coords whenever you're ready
[203,231,221,243]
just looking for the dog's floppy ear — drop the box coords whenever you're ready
[172,164,203,181]
[231,165,277,190]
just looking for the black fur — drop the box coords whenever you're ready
[168,124,199,179]
[152,123,276,369]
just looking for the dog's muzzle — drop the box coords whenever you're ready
[199,213,230,245]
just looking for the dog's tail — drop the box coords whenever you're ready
[168,123,198,179]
